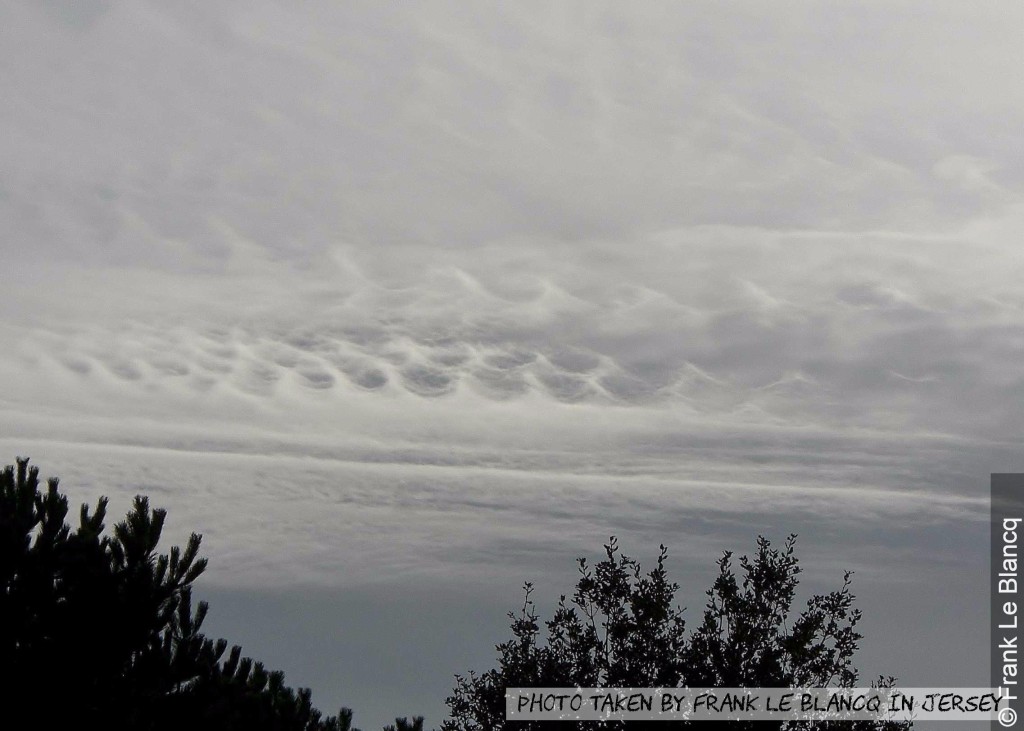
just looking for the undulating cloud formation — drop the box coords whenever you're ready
[1,1,1021,720]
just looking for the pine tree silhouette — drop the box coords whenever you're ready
[0,457,378,731]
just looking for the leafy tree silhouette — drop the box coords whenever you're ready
[443,536,911,731]
[0,457,418,731]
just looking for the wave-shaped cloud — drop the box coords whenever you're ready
[1,221,1018,591]
[2,1,1023,595]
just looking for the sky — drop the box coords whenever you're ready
[2,1,1023,727]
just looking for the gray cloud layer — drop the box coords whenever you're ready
[1,4,1021,720]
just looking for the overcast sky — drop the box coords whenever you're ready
[2,1,1022,727]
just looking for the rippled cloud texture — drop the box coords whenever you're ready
[1,2,1021,718]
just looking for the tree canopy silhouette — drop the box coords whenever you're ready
[444,536,910,731]
[0,457,413,731]
[2,456,912,731]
